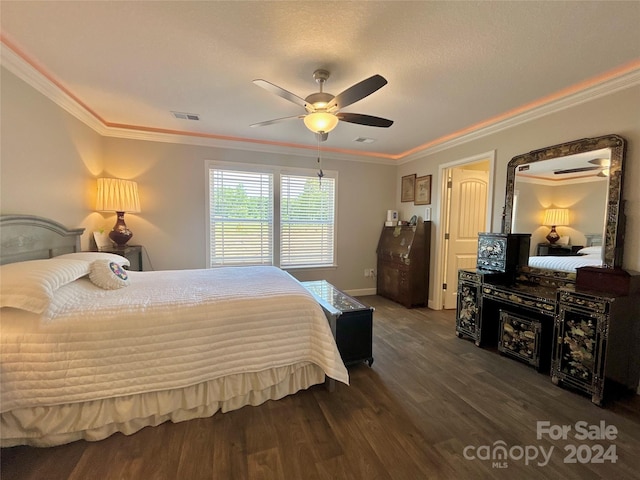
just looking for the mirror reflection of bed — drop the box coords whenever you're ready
[527,242,603,273]
[504,134,626,274]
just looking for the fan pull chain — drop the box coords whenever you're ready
[316,134,324,185]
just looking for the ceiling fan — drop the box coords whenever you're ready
[250,69,394,141]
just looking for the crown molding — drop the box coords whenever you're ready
[3,40,638,165]
[398,66,640,164]
[1,42,108,136]
[101,125,397,165]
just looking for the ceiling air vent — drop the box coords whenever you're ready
[171,111,200,121]
[354,137,376,144]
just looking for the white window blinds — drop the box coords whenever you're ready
[280,174,335,267]
[209,169,273,266]
[208,164,336,268]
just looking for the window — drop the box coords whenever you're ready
[208,163,336,268]
[208,168,273,266]
[281,173,335,267]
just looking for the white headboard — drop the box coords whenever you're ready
[0,215,85,265]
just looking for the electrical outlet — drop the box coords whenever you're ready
[367,268,375,277]
[364,269,370,277]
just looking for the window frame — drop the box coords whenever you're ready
[206,161,338,270]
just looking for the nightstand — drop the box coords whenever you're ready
[536,243,583,256]
[97,245,143,271]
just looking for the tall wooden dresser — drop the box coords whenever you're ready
[376,221,431,308]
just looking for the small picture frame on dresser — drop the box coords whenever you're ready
[93,231,112,251]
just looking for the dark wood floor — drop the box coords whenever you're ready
[2,295,640,480]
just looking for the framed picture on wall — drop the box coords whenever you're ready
[414,175,432,205]
[401,174,416,202]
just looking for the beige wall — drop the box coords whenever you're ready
[398,84,640,304]
[0,68,105,248]
[514,180,609,253]
[102,137,396,291]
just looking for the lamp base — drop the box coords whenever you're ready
[546,226,560,244]
[109,212,133,246]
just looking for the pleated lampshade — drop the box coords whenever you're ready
[96,178,141,213]
[96,178,141,246]
[543,208,569,227]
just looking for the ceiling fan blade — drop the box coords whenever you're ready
[250,115,304,127]
[253,79,307,108]
[329,74,388,110]
[337,112,394,128]
[553,166,600,175]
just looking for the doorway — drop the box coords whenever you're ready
[435,152,494,310]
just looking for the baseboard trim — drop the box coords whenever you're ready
[344,288,376,297]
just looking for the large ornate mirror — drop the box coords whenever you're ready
[504,134,626,272]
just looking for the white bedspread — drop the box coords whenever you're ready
[1,266,348,413]
[527,254,602,272]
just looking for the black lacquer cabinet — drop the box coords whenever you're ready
[552,288,638,406]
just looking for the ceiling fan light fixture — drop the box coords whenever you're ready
[304,112,339,134]
[252,70,392,135]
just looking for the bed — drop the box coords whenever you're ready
[0,215,349,447]
[527,252,603,272]
[527,239,604,273]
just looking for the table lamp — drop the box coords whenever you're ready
[543,208,569,244]
[96,178,141,246]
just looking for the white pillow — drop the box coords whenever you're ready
[56,251,130,268]
[0,258,90,313]
[89,260,130,290]
[576,246,602,256]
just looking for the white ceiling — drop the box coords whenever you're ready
[1,1,639,161]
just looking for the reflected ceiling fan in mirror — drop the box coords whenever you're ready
[553,166,601,175]
[552,157,612,177]
[589,157,611,177]
[250,69,393,141]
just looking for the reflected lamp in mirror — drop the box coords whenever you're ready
[542,208,569,244]
[96,178,141,246]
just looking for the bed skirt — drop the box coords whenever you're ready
[1,362,325,447]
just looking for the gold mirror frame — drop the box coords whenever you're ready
[504,134,626,269]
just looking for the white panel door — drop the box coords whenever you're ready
[444,168,489,309]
